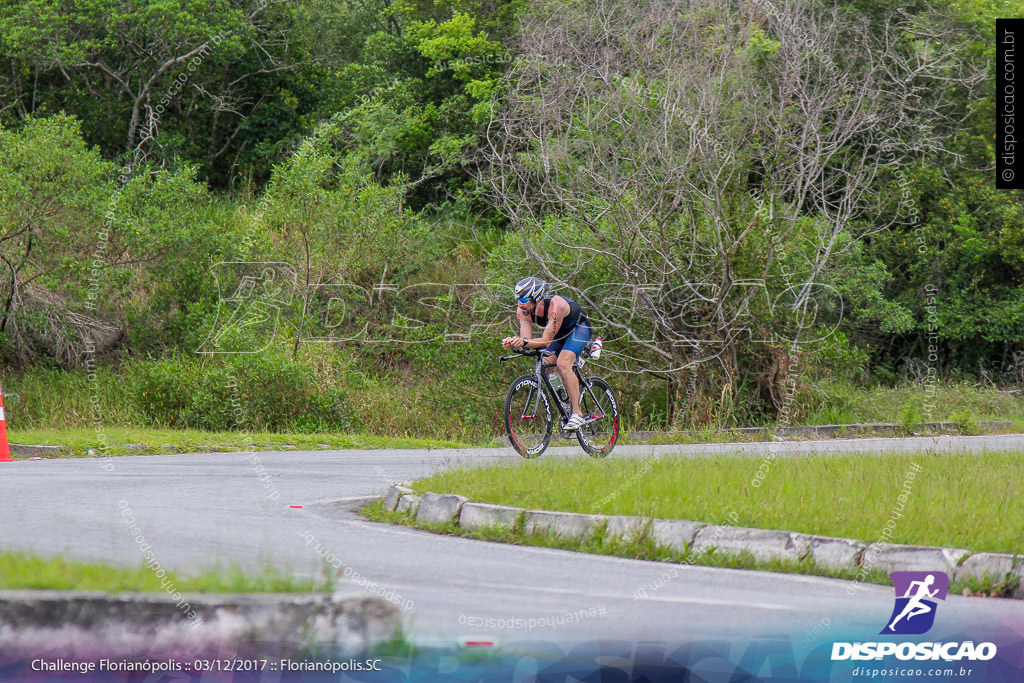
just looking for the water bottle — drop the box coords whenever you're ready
[590,337,604,359]
[547,367,569,404]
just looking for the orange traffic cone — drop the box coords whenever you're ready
[0,382,12,462]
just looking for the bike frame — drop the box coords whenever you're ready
[501,349,608,431]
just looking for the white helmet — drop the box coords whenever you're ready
[514,276,550,302]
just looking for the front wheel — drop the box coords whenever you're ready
[504,375,553,458]
[576,377,620,457]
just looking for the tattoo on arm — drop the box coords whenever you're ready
[545,316,558,340]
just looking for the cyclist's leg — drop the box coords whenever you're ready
[558,322,591,417]
[542,338,563,378]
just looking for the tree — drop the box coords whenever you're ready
[484,0,982,420]
[0,0,318,186]
[855,0,1024,378]
[0,115,118,367]
[261,127,425,356]
[320,7,512,208]
[0,114,246,366]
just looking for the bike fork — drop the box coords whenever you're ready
[526,370,544,420]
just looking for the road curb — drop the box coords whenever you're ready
[649,519,706,551]
[381,485,1021,597]
[9,444,70,457]
[606,516,650,542]
[382,485,414,511]
[459,502,524,531]
[954,553,1024,597]
[491,421,1014,446]
[808,536,867,569]
[626,421,1013,442]
[693,526,809,563]
[395,493,421,515]
[866,543,969,575]
[523,510,605,540]
[0,589,400,658]
[415,492,469,525]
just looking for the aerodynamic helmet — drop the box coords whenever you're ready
[514,276,550,303]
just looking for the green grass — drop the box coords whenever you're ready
[412,452,1024,554]
[365,501,1019,597]
[6,427,472,457]
[0,550,332,592]
[800,380,1024,429]
[4,365,145,428]
[5,358,1022,446]
[619,428,770,445]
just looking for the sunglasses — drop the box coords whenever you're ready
[516,297,533,304]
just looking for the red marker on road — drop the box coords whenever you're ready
[459,637,497,648]
[289,505,303,509]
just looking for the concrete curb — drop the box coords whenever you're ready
[494,421,1014,446]
[865,544,970,575]
[9,444,70,457]
[693,526,810,563]
[459,503,523,531]
[395,493,420,515]
[954,553,1024,597]
[625,420,1013,442]
[0,589,400,658]
[382,485,414,512]
[415,493,469,525]
[606,516,651,542]
[649,520,706,552]
[523,510,605,540]
[381,484,1020,597]
[808,536,867,570]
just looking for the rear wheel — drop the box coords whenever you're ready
[575,377,620,457]
[504,375,553,458]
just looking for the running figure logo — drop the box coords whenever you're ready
[881,571,949,635]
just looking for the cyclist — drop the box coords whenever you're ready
[501,276,591,431]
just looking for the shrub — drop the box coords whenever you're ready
[132,357,196,426]
[951,409,981,436]
[129,353,356,433]
[898,403,922,435]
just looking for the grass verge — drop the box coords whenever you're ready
[410,452,1023,555]
[800,380,1024,430]
[6,427,473,458]
[364,501,1020,599]
[0,550,332,593]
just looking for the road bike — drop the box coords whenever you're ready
[499,346,620,458]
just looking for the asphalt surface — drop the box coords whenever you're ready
[2,436,1023,651]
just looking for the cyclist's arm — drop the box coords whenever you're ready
[517,309,533,340]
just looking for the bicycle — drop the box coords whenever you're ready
[499,346,620,458]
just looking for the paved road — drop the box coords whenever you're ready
[2,436,1023,652]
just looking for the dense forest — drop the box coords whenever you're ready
[1,0,1021,439]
